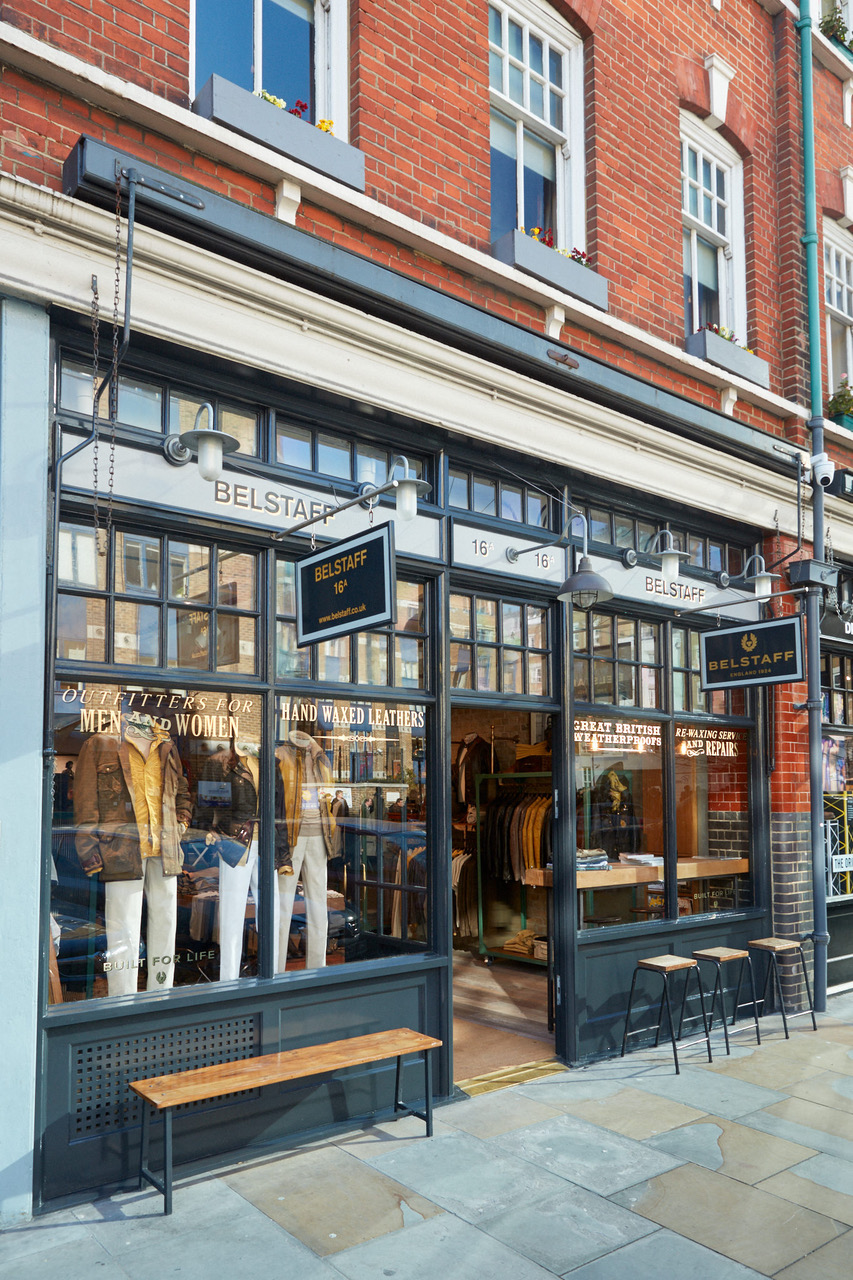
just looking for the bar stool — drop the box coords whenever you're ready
[621,954,713,1074]
[746,937,818,1038]
[691,947,761,1055]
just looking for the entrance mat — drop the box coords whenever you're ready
[457,1058,565,1096]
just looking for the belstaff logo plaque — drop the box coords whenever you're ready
[700,616,804,690]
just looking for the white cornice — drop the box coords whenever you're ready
[0,174,824,554]
[0,21,805,423]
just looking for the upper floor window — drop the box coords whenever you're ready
[681,113,745,340]
[488,0,584,248]
[824,221,853,398]
[194,0,347,136]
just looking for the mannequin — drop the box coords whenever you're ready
[74,712,191,996]
[275,728,336,970]
[196,739,281,981]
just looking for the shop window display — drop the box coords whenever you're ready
[49,684,429,1004]
[574,717,751,928]
[275,696,429,957]
[50,683,267,1001]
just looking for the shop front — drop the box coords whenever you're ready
[820,595,853,988]
[35,324,777,1208]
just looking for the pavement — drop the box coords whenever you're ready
[4,991,853,1279]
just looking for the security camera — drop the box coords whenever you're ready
[811,452,836,488]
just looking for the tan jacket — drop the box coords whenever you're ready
[275,738,336,858]
[74,733,192,881]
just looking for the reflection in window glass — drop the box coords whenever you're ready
[317,433,351,478]
[356,444,387,486]
[451,642,473,688]
[168,543,210,602]
[217,615,256,673]
[501,486,523,521]
[276,421,312,469]
[359,631,388,685]
[277,620,310,678]
[168,607,210,669]
[56,595,106,662]
[449,469,469,509]
[118,377,162,431]
[450,594,472,638]
[221,404,258,455]
[502,648,523,692]
[476,598,498,642]
[502,602,523,646]
[396,636,423,687]
[58,523,105,590]
[318,637,351,682]
[49,681,265,1001]
[116,533,161,596]
[114,602,159,665]
[473,476,496,516]
[218,550,256,610]
[276,560,296,616]
[169,391,207,436]
[477,647,498,691]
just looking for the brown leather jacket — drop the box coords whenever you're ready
[74,733,192,881]
[275,738,336,859]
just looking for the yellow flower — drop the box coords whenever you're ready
[317,119,334,133]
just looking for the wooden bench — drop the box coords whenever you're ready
[130,1027,442,1214]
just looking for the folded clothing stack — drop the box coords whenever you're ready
[503,927,537,955]
[577,847,609,870]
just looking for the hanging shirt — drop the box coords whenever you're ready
[127,727,169,859]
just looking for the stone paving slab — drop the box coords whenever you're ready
[757,1153,853,1228]
[491,1113,684,1196]
[477,1182,657,1274]
[739,1096,853,1161]
[363,1129,571,1224]
[0,1235,131,1280]
[644,1116,816,1183]
[621,1062,789,1118]
[772,1229,853,1280]
[610,1162,847,1274]
[325,1212,559,1280]
[562,1228,768,1279]
[544,1083,707,1140]
[785,1069,853,1114]
[225,1143,443,1255]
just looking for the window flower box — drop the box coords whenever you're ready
[192,74,365,193]
[685,327,770,390]
[491,229,609,311]
[830,413,853,432]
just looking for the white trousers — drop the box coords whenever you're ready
[104,858,177,997]
[277,831,328,971]
[218,839,280,982]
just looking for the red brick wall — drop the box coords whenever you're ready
[1,1,189,103]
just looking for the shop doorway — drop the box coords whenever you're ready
[450,706,557,1084]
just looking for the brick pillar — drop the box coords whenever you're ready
[767,535,814,1009]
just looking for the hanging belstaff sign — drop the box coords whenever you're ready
[700,616,804,690]
[296,521,396,646]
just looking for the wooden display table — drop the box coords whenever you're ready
[524,859,749,889]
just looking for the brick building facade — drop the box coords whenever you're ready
[1,0,852,1221]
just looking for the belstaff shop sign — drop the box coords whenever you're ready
[296,522,396,645]
[700,616,804,690]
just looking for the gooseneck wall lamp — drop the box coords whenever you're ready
[714,552,780,598]
[505,505,613,609]
[646,528,690,582]
[163,402,240,482]
[558,513,614,609]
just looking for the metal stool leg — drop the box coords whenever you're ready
[705,961,730,1055]
[621,967,641,1057]
[769,953,790,1038]
[693,966,713,1063]
[660,974,681,1074]
[797,946,818,1032]
[653,978,669,1048]
[744,955,761,1044]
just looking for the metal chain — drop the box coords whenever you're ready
[772,509,783,618]
[91,275,101,549]
[105,172,122,541]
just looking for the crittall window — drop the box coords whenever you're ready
[488,0,584,247]
[681,113,745,340]
[193,0,347,134]
[824,221,853,398]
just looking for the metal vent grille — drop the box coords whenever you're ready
[73,1015,259,1137]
